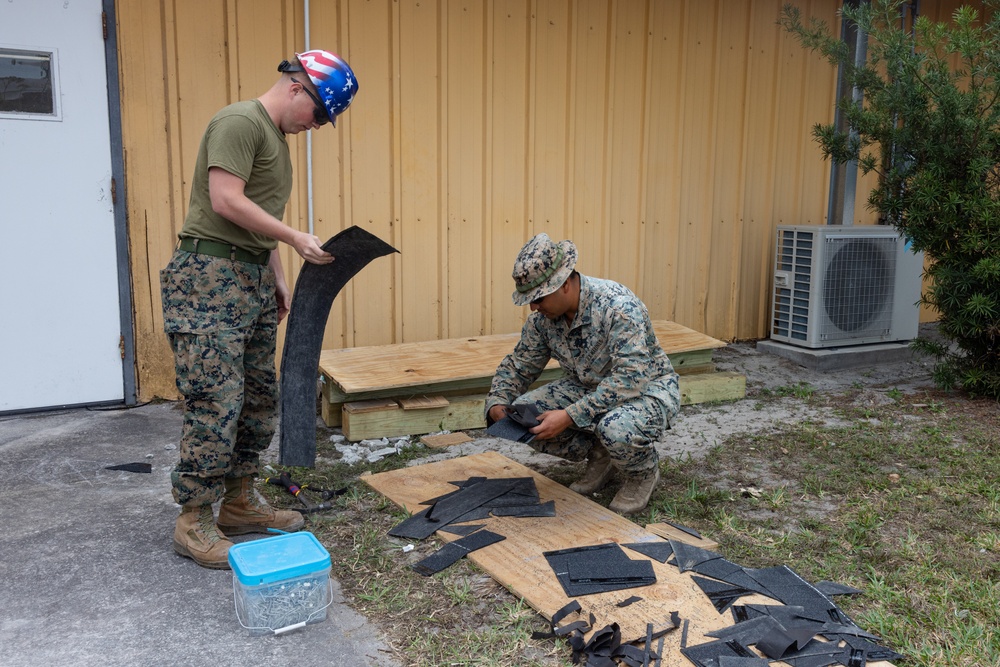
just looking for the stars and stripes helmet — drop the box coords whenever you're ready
[279,49,358,126]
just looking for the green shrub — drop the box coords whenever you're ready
[780,0,1000,398]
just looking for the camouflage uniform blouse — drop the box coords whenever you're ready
[487,275,680,428]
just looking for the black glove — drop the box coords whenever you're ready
[506,403,541,428]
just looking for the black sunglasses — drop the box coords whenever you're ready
[290,76,330,126]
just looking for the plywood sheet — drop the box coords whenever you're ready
[321,321,726,394]
[364,452,731,659]
[365,453,896,666]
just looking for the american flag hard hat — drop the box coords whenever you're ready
[294,49,358,126]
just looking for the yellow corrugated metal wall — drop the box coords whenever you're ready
[117,0,950,400]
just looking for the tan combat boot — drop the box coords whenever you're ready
[569,444,613,494]
[173,505,234,569]
[609,466,661,515]
[217,476,305,535]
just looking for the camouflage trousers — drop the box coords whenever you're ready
[160,249,278,507]
[515,378,668,473]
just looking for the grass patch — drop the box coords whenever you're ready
[261,390,998,666]
[645,391,1000,667]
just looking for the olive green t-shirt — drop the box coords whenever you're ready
[179,100,291,254]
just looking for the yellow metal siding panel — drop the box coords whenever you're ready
[530,1,573,243]
[489,0,532,334]
[705,0,752,339]
[640,0,687,322]
[568,0,612,279]
[605,0,648,295]
[736,0,839,340]
[124,1,962,399]
[673,0,718,334]
[446,0,489,337]
[398,0,444,342]
[117,0,180,399]
[336,0,398,348]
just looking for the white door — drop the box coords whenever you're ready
[0,0,125,411]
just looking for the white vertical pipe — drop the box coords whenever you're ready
[305,0,315,235]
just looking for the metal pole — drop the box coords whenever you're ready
[827,0,867,226]
[305,0,315,236]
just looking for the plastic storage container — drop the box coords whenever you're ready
[229,531,333,636]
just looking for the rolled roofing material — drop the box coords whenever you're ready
[279,226,398,467]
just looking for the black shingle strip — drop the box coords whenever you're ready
[544,543,657,597]
[279,226,398,467]
[389,477,527,539]
[680,638,756,667]
[410,529,506,576]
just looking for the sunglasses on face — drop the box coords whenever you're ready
[290,77,329,126]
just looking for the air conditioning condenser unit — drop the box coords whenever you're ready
[770,224,924,349]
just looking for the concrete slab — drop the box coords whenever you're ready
[0,402,398,667]
[756,338,917,372]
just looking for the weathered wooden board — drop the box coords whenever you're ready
[343,394,486,441]
[343,398,399,414]
[399,395,450,410]
[364,452,896,666]
[419,432,473,448]
[320,320,726,395]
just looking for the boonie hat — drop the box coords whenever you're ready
[511,233,578,306]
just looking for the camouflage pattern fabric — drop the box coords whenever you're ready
[160,250,278,507]
[486,275,680,471]
[514,378,666,472]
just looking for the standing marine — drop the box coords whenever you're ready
[161,50,357,568]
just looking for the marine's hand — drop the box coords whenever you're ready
[275,279,292,323]
[530,409,572,440]
[292,231,334,265]
[488,404,509,424]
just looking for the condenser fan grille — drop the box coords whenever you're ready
[820,236,897,340]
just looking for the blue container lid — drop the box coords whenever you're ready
[228,532,331,586]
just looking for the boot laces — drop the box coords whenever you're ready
[197,507,224,543]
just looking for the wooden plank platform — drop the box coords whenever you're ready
[363,453,895,666]
[339,374,747,440]
[319,321,744,434]
[321,321,725,395]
